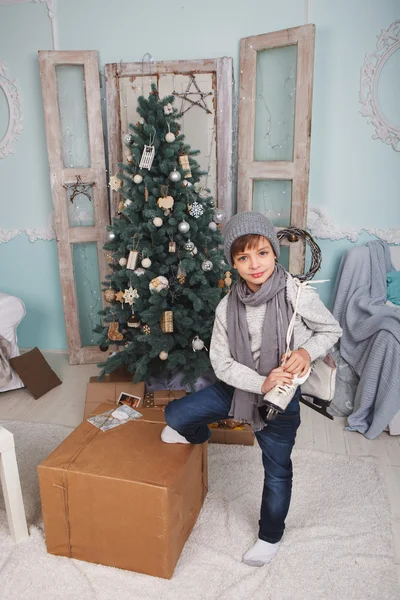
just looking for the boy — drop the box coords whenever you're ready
[162,212,342,567]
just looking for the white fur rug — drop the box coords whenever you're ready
[0,420,398,600]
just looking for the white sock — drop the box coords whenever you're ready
[242,538,281,567]
[161,425,190,444]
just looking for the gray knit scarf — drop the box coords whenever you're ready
[226,263,293,431]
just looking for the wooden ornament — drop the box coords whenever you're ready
[157,195,174,210]
[127,315,141,328]
[161,311,174,333]
[144,186,149,201]
[218,279,225,289]
[139,145,155,170]
[108,321,123,341]
[179,154,191,178]
[127,250,139,270]
[169,241,176,252]
[225,271,232,287]
[117,199,125,213]
[142,324,151,335]
[115,291,124,303]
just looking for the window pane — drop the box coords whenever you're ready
[56,65,90,168]
[254,45,297,162]
[71,242,102,346]
[278,245,289,271]
[253,179,292,226]
[66,184,95,227]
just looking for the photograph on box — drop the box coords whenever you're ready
[87,406,142,432]
[117,392,142,408]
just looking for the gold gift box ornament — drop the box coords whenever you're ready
[161,311,173,333]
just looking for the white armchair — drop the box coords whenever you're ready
[0,293,26,393]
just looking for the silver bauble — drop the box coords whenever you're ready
[184,240,195,251]
[169,168,181,183]
[123,133,133,146]
[213,208,226,224]
[119,257,127,267]
[192,336,205,351]
[108,231,116,241]
[133,174,143,184]
[178,221,190,234]
[201,259,213,271]
[124,199,132,206]
[153,217,163,227]
[165,132,175,143]
[208,221,218,231]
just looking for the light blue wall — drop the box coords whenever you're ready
[0,0,399,349]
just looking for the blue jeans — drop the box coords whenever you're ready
[165,381,301,543]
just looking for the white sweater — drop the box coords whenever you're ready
[209,274,342,395]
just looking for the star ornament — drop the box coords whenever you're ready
[115,291,124,303]
[123,286,139,305]
[109,175,122,191]
[173,74,212,115]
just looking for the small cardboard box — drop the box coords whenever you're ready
[89,403,255,447]
[38,408,208,579]
[84,374,145,420]
[143,390,187,407]
[208,423,255,445]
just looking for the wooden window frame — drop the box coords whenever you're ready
[105,57,234,219]
[238,25,315,274]
[39,50,109,364]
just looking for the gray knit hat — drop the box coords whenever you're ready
[224,212,280,266]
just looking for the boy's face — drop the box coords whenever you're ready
[232,237,276,292]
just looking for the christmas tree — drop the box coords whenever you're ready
[96,85,232,387]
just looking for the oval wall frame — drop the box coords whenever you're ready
[359,20,400,152]
[0,61,24,159]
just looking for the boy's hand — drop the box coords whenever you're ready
[281,348,311,376]
[261,367,294,395]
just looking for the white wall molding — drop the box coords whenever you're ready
[308,206,400,244]
[0,0,58,49]
[1,207,399,245]
[0,221,55,243]
[31,0,58,50]
[304,0,312,25]
[359,20,400,152]
[0,61,24,159]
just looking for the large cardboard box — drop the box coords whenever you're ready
[88,403,255,447]
[84,373,145,420]
[38,410,208,579]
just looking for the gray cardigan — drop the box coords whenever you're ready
[209,273,342,394]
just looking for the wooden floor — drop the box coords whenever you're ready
[1,352,400,586]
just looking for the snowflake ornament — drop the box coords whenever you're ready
[123,286,139,305]
[109,175,122,191]
[188,201,204,219]
[164,103,173,115]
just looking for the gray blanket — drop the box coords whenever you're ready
[332,240,400,439]
[0,335,12,388]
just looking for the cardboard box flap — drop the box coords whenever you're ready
[39,418,196,490]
